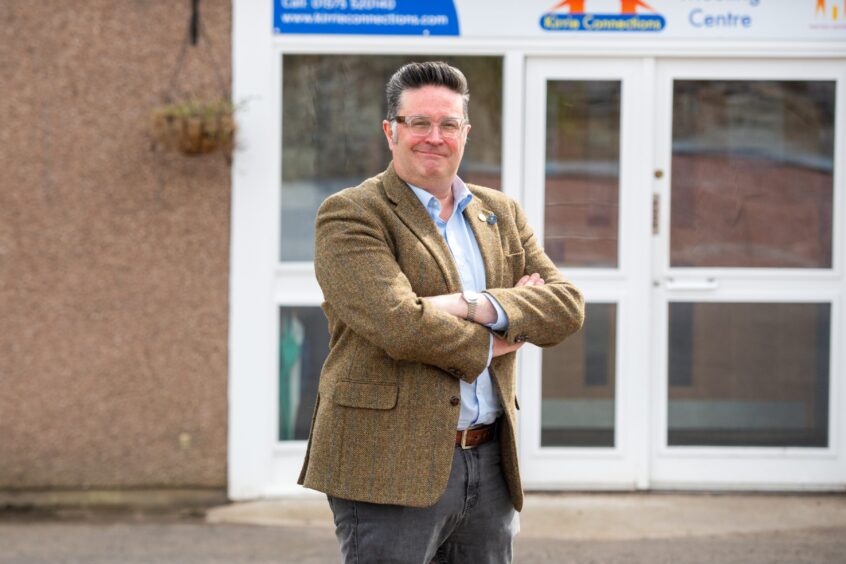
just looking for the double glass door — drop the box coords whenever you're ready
[521,58,844,489]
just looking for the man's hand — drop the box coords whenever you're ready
[515,273,545,288]
[492,335,523,357]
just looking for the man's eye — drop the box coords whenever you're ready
[409,119,431,130]
[440,121,460,132]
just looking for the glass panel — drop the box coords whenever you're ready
[542,303,616,447]
[668,302,830,447]
[279,307,328,441]
[281,55,503,261]
[545,81,620,268]
[671,80,835,268]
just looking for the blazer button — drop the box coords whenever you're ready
[449,396,460,406]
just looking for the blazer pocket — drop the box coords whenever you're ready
[333,380,398,410]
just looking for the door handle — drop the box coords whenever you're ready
[664,277,719,291]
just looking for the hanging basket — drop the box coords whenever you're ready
[151,98,236,156]
[152,1,235,157]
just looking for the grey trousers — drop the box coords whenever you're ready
[327,437,518,564]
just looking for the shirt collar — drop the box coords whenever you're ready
[407,177,473,220]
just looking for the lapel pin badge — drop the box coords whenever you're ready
[486,213,497,225]
[477,212,487,222]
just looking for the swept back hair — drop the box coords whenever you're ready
[385,61,470,121]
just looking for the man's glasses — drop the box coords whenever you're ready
[393,115,468,139]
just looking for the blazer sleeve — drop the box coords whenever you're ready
[484,198,585,347]
[314,191,491,382]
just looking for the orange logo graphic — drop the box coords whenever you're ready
[549,0,586,13]
[619,0,656,15]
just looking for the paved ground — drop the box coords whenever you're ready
[2,493,846,563]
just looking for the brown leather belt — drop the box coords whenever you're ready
[456,421,497,449]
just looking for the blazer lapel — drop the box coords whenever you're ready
[382,164,462,293]
[464,193,503,290]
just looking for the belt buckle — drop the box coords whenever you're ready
[459,428,473,450]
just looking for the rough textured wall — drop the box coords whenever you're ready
[0,1,231,489]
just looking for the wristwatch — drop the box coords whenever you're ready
[461,291,481,322]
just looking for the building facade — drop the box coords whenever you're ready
[3,0,844,504]
[230,0,846,499]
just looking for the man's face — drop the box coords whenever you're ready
[382,85,470,192]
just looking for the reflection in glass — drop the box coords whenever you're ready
[668,302,830,447]
[279,307,328,441]
[545,81,620,268]
[281,55,503,261]
[671,80,835,268]
[542,303,616,447]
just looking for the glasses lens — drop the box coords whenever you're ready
[439,118,461,138]
[399,116,465,138]
[407,117,432,135]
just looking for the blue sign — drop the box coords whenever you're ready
[541,13,665,32]
[274,0,460,36]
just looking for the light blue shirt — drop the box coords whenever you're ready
[408,178,508,430]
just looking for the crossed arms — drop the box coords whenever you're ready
[314,189,584,383]
[421,273,547,358]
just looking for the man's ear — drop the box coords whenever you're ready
[382,120,395,148]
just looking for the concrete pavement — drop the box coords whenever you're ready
[2,492,846,563]
[206,491,846,541]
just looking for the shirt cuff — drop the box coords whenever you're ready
[487,333,494,367]
[481,292,509,331]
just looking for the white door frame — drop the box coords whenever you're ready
[520,57,655,490]
[649,58,846,490]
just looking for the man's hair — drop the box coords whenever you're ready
[385,61,470,121]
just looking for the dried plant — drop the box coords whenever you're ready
[151,98,237,156]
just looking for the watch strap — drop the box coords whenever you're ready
[462,291,479,322]
[466,298,477,322]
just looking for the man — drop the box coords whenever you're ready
[299,61,584,563]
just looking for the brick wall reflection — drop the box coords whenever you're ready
[671,155,833,268]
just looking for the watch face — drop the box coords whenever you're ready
[464,291,481,303]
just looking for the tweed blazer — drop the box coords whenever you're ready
[298,163,584,511]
